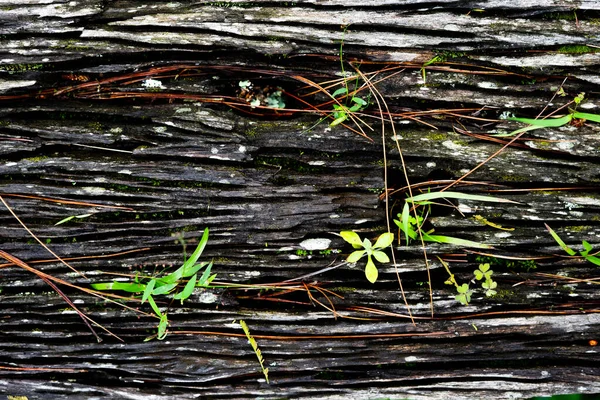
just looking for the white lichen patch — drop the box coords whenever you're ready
[141,78,164,89]
[299,238,331,251]
[197,291,218,304]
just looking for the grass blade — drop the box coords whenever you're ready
[182,228,209,274]
[407,191,516,204]
[545,223,576,256]
[422,233,493,249]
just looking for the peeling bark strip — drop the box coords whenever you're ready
[1,1,600,399]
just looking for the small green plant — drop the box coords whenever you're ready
[329,87,368,127]
[394,191,515,248]
[55,213,93,226]
[92,228,216,340]
[340,231,394,283]
[440,258,498,305]
[498,92,600,137]
[545,224,600,267]
[239,320,269,383]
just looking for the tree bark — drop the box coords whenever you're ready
[1,1,599,399]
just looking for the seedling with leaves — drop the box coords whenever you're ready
[92,228,216,340]
[545,223,600,267]
[395,191,516,249]
[440,258,498,305]
[340,231,394,283]
[329,87,368,127]
[498,92,600,137]
[474,263,497,297]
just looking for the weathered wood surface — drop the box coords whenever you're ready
[1,1,600,399]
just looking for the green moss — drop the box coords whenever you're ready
[557,45,600,54]
[490,289,517,300]
[0,63,44,73]
[426,132,449,141]
[565,225,592,233]
[23,155,49,162]
[86,122,103,131]
[544,11,578,21]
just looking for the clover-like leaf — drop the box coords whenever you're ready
[482,279,497,290]
[474,270,484,280]
[457,283,470,294]
[340,231,364,248]
[362,238,372,252]
[347,250,366,263]
[372,250,390,263]
[373,232,394,249]
[365,256,378,283]
[455,293,469,305]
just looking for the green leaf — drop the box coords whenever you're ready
[147,295,161,317]
[347,250,366,263]
[152,282,178,296]
[584,254,600,267]
[362,238,372,251]
[545,224,577,256]
[340,231,363,247]
[157,313,168,340]
[407,191,516,204]
[581,240,593,256]
[330,113,348,127]
[161,266,184,285]
[331,87,348,98]
[474,270,484,280]
[90,281,146,293]
[365,257,378,283]
[373,232,394,249]
[508,114,572,127]
[55,215,75,226]
[572,111,600,123]
[422,233,493,249]
[455,293,468,305]
[182,262,209,279]
[351,97,367,106]
[197,261,214,286]
[173,273,197,303]
[55,213,92,226]
[482,280,497,290]
[372,250,390,263]
[348,103,362,112]
[141,279,156,304]
[479,263,490,273]
[400,203,414,244]
[457,283,470,294]
[182,228,209,275]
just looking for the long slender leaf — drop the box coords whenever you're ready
[182,228,209,273]
[151,282,178,296]
[90,281,146,293]
[197,261,214,286]
[147,295,161,316]
[173,273,197,303]
[573,111,600,123]
[141,279,156,304]
[407,191,517,204]
[401,203,412,245]
[508,115,572,127]
[545,223,576,256]
[422,233,492,249]
[157,313,168,340]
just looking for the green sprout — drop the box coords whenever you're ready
[546,224,600,267]
[340,231,394,283]
[92,228,216,340]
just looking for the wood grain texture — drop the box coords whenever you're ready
[1,1,599,399]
